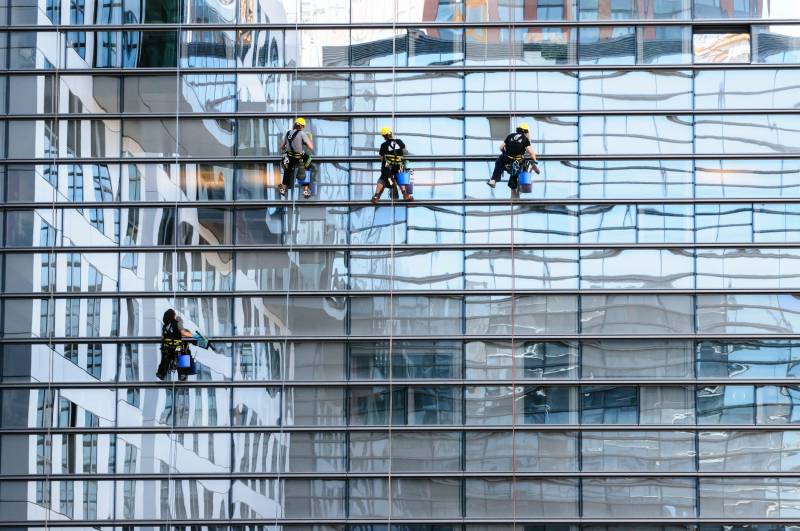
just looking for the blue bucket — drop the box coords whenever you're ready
[296,169,311,185]
[396,171,411,186]
[177,353,192,369]
[518,171,533,193]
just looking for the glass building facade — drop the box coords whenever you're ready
[1,0,800,528]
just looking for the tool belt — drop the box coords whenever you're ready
[161,337,185,354]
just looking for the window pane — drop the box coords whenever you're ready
[697,248,800,290]
[408,28,464,67]
[693,32,751,64]
[696,115,800,154]
[580,0,690,19]
[581,295,694,335]
[583,478,696,518]
[582,340,693,379]
[698,340,800,379]
[694,0,797,19]
[582,431,695,472]
[755,24,800,63]
[580,70,692,110]
[699,478,800,519]
[579,26,635,65]
[697,385,756,425]
[580,115,693,155]
[695,71,800,110]
[642,26,692,64]
[580,248,694,289]
[698,294,800,335]
[699,430,800,472]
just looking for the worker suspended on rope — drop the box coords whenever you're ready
[279,117,315,199]
[156,309,211,381]
[487,122,540,191]
[372,126,413,204]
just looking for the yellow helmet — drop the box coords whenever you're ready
[518,122,530,132]
[294,117,306,127]
[380,126,392,136]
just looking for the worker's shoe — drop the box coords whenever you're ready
[303,187,311,199]
[278,184,287,196]
[487,179,497,188]
[403,191,413,202]
[371,193,381,205]
[156,370,166,381]
[178,373,187,382]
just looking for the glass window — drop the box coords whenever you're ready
[581,385,638,424]
[696,70,800,110]
[583,478,696,517]
[466,385,513,425]
[179,163,233,201]
[699,478,800,519]
[351,29,405,67]
[696,114,800,154]
[283,387,344,426]
[122,119,178,158]
[583,340,694,379]
[391,431,461,472]
[351,340,462,380]
[694,0,796,19]
[698,340,800,379]
[122,31,178,68]
[693,31,751,63]
[579,26,635,65]
[755,24,800,63]
[580,248,693,289]
[519,27,577,65]
[697,248,800,290]
[10,75,56,115]
[466,431,578,472]
[699,430,800,472]
[581,295,694,335]
[754,203,800,242]
[695,204,754,243]
[697,385,756,425]
[638,204,694,243]
[698,294,800,335]
[236,29,285,68]
[407,28,464,67]
[521,385,578,424]
[757,385,800,424]
[582,431,696,472]
[350,296,463,336]
[579,70,692,110]
[580,115,693,155]
[580,0,690,19]
[178,118,234,157]
[641,25,692,64]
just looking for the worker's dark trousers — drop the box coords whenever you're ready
[492,154,523,189]
[282,154,312,187]
[491,153,514,182]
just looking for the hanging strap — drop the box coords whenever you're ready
[285,129,304,159]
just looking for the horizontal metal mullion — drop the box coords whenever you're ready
[6,519,800,526]
[6,471,800,481]
[5,288,800,299]
[8,18,800,31]
[4,243,800,253]
[8,197,800,208]
[3,334,800,344]
[2,379,799,389]
[3,425,799,435]
[7,63,800,76]
[5,153,800,163]
[10,108,800,120]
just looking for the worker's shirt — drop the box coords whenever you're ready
[284,129,311,154]
[503,132,531,157]
[379,138,405,162]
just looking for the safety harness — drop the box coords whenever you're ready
[284,129,305,161]
[383,139,404,166]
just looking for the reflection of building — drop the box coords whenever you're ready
[5,0,800,526]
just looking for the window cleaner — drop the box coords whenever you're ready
[372,126,413,204]
[487,122,540,192]
[279,117,315,199]
[156,309,210,381]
